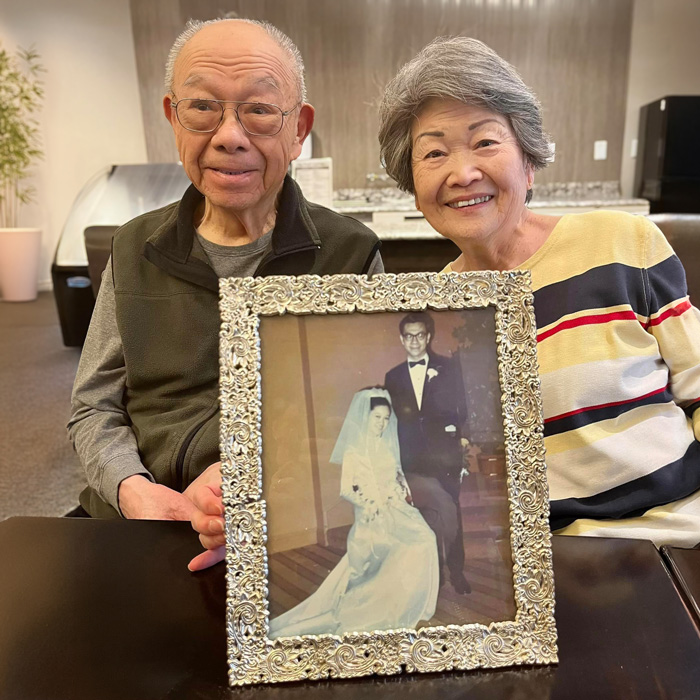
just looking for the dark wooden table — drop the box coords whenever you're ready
[1,517,699,700]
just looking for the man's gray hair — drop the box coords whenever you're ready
[378,36,551,200]
[164,18,307,103]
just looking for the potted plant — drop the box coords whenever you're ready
[0,43,44,302]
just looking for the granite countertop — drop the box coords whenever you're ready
[332,182,649,240]
[332,196,648,214]
[331,180,647,214]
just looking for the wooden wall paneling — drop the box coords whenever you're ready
[131,0,634,189]
[129,0,184,163]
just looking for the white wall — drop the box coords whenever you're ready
[0,0,148,288]
[621,0,700,197]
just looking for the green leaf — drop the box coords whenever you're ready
[0,40,45,225]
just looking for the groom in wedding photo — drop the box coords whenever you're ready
[384,312,471,594]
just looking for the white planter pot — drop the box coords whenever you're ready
[0,227,42,302]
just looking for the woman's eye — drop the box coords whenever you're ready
[477,139,497,148]
[424,150,444,159]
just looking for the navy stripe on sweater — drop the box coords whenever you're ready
[533,256,687,331]
[647,255,690,316]
[550,439,700,530]
[544,386,674,437]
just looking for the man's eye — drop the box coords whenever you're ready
[190,100,215,112]
[245,103,277,116]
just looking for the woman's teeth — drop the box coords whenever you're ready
[448,195,493,208]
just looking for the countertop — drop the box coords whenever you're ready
[332,196,649,216]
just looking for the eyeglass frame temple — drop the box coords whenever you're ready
[170,98,299,135]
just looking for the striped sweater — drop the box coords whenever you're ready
[450,210,700,546]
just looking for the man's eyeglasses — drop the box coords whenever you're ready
[171,98,298,136]
[402,332,428,341]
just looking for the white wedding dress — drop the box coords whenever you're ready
[269,390,439,639]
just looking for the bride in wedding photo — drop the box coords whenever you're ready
[269,388,439,638]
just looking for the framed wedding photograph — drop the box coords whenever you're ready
[219,271,557,686]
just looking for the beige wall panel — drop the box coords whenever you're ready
[130,0,183,163]
[132,0,633,188]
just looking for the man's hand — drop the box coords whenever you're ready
[184,462,226,571]
[118,474,196,520]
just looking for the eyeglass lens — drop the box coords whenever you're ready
[403,332,426,341]
[176,100,284,135]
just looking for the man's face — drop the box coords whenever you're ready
[163,22,314,220]
[400,322,430,360]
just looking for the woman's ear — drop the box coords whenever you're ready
[525,162,535,190]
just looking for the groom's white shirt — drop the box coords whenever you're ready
[407,353,429,410]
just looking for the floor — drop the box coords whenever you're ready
[0,293,86,520]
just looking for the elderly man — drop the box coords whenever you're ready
[69,18,382,521]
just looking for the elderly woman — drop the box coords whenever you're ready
[378,36,700,547]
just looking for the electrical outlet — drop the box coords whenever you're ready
[594,140,608,161]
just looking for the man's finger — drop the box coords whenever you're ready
[191,507,224,537]
[188,546,226,571]
[199,532,226,550]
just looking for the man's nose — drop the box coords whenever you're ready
[210,108,250,149]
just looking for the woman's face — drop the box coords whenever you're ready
[368,405,391,438]
[410,99,533,251]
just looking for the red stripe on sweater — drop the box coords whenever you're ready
[645,299,692,328]
[544,385,668,424]
[537,310,638,342]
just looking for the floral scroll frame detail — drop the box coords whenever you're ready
[219,270,557,686]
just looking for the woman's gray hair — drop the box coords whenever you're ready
[164,18,307,103]
[379,36,551,200]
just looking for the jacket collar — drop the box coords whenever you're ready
[143,175,320,291]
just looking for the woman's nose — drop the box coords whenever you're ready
[445,154,482,188]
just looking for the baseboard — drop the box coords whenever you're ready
[38,279,53,292]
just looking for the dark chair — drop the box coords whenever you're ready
[648,214,700,307]
[84,225,118,297]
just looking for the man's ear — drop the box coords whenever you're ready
[163,95,177,127]
[290,103,315,161]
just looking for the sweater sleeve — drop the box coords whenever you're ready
[67,260,153,513]
[641,217,700,438]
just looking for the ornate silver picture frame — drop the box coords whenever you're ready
[219,271,557,686]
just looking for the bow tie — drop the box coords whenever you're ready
[409,359,426,368]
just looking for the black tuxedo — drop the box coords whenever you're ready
[385,352,469,588]
[384,352,467,500]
